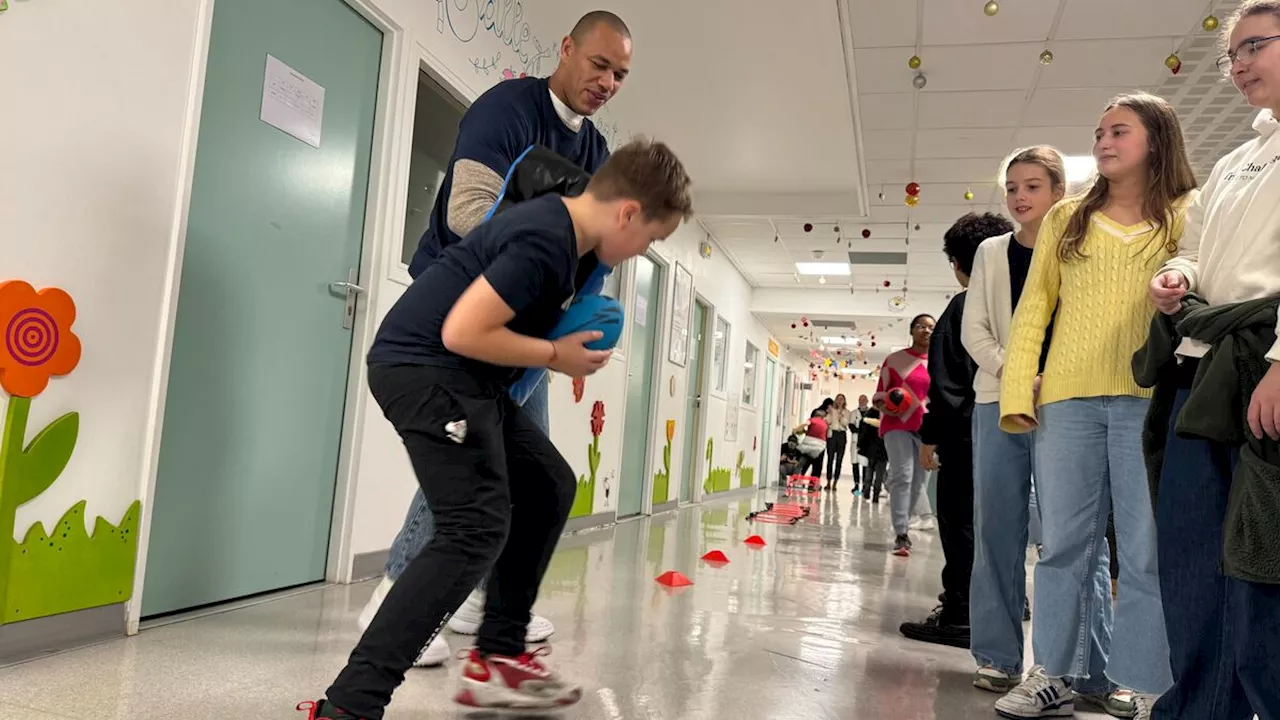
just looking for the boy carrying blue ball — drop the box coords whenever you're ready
[307,138,693,719]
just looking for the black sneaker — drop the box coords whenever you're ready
[297,700,367,720]
[899,607,970,648]
[892,534,911,556]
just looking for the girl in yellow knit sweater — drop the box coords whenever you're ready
[993,94,1198,720]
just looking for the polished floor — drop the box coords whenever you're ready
[0,482,1111,720]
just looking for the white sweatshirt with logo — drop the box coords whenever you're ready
[1162,109,1280,361]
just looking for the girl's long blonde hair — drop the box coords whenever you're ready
[1058,92,1197,262]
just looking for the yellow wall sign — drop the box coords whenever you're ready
[767,339,780,358]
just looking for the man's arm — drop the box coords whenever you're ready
[444,91,533,238]
[447,160,507,237]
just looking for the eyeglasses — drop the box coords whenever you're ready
[1217,34,1280,74]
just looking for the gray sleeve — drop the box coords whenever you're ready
[447,159,506,237]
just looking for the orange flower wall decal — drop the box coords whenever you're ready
[666,419,675,444]
[0,281,82,398]
[572,377,585,403]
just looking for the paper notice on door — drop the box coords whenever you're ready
[635,296,648,326]
[260,54,325,148]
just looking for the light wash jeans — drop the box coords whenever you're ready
[884,430,927,537]
[384,374,550,578]
[970,402,1044,675]
[1033,397,1172,694]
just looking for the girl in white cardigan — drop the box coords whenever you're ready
[961,146,1065,694]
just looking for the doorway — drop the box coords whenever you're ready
[143,0,383,617]
[679,299,710,504]
[618,255,664,518]
[759,356,778,485]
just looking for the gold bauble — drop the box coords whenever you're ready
[964,189,975,201]
[905,194,920,207]
[908,54,922,70]
[1165,53,1181,70]
[983,0,999,16]
[1203,15,1220,32]
[1039,49,1054,65]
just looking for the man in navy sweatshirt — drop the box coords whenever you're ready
[360,11,633,666]
[899,212,1014,648]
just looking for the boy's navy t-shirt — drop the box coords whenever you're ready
[1008,235,1054,372]
[407,77,611,277]
[370,194,598,386]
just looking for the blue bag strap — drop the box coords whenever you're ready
[483,144,538,223]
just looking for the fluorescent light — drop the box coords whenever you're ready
[1064,155,1096,184]
[795,262,850,276]
[820,336,859,345]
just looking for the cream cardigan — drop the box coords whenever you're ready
[961,233,1017,404]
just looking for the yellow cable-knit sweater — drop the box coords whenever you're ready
[999,193,1197,433]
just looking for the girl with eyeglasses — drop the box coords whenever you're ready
[1145,2,1280,717]
[995,93,1197,720]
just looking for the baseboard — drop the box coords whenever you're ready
[0,604,124,667]
[703,485,761,501]
[350,549,390,582]
[651,500,678,515]
[563,511,617,535]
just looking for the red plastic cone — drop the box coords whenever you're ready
[744,535,767,546]
[655,570,693,587]
[700,550,730,563]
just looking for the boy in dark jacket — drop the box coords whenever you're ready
[899,212,1013,649]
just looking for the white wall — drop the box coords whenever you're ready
[0,0,206,540]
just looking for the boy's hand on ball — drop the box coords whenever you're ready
[550,331,612,377]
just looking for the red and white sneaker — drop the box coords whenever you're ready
[453,647,582,709]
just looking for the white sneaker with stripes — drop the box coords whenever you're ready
[994,666,1074,718]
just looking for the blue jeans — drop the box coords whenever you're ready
[384,373,550,579]
[1153,388,1280,720]
[1033,396,1171,694]
[970,402,1043,675]
[884,430,927,536]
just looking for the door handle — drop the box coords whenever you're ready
[330,269,363,330]
[328,280,366,295]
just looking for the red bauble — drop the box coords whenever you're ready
[790,323,797,329]
[883,280,891,287]
[803,223,813,232]
[861,228,871,239]
[871,341,877,347]
[905,182,921,196]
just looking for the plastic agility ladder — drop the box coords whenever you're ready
[745,501,812,525]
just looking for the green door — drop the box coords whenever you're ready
[142,0,382,616]
[759,357,777,484]
[618,256,662,518]
[679,301,708,503]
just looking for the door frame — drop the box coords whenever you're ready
[132,0,412,634]
[687,293,714,504]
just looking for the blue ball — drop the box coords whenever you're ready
[549,295,624,350]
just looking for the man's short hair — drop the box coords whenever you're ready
[570,10,631,43]
[587,137,694,222]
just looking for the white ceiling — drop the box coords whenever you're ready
[631,0,1257,360]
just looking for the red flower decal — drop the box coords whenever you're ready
[572,377,585,403]
[590,400,605,437]
[0,281,82,397]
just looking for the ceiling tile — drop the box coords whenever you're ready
[862,129,915,160]
[917,90,1027,128]
[1055,0,1208,40]
[858,93,916,130]
[1037,39,1172,89]
[1010,125,1096,156]
[904,43,1042,92]
[922,0,1058,45]
[1022,87,1137,126]
[914,128,1018,159]
[849,0,916,48]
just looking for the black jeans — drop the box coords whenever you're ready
[861,457,887,500]
[326,365,576,719]
[935,438,974,623]
[826,431,847,482]
[805,451,825,477]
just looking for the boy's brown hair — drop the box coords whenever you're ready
[587,137,694,222]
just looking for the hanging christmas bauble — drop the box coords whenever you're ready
[1202,15,1219,32]
[905,182,921,196]
[803,223,813,232]
[905,194,919,207]
[1166,53,1182,74]
[790,323,797,329]
[964,188,975,201]
[878,191,886,201]
[983,0,999,16]
[882,280,891,288]
[908,55,922,70]
[861,228,871,239]
[1039,49,1054,65]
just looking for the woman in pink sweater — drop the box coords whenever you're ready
[874,314,934,556]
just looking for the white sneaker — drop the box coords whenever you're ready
[973,665,1022,693]
[994,666,1074,718]
[447,589,556,643]
[357,576,451,667]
